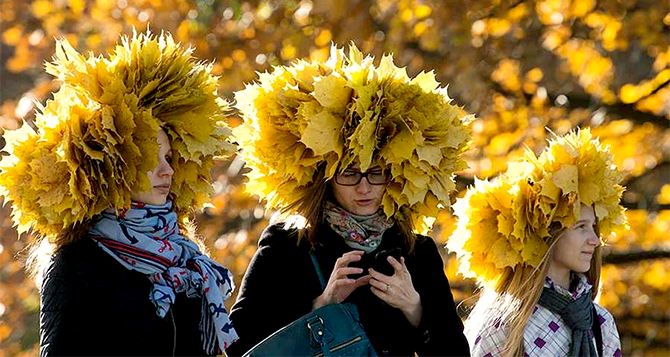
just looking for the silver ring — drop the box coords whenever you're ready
[385,283,390,292]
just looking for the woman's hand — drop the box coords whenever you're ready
[312,250,371,310]
[369,256,423,327]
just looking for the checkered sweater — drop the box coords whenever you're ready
[470,274,622,357]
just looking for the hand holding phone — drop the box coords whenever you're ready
[372,247,402,276]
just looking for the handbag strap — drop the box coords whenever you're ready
[309,250,327,290]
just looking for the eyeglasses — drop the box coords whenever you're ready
[334,170,389,186]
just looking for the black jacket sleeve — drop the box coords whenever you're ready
[39,239,177,356]
[226,224,320,356]
[412,236,470,356]
[40,251,72,356]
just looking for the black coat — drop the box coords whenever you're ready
[40,236,208,356]
[227,223,470,356]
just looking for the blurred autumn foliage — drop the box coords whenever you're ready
[1,0,668,356]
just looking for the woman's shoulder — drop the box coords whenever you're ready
[44,236,148,290]
[412,233,440,255]
[257,222,303,249]
[593,302,618,327]
[467,315,508,356]
[41,237,114,308]
[48,236,106,273]
[593,302,623,355]
[593,301,614,317]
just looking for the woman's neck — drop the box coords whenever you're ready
[546,264,571,290]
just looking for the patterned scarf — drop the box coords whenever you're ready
[538,275,598,357]
[89,201,238,354]
[323,200,394,253]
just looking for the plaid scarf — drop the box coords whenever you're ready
[323,201,393,253]
[89,200,238,354]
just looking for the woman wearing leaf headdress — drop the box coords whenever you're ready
[226,44,472,356]
[0,31,239,356]
[448,129,626,357]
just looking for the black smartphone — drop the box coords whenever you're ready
[372,247,402,276]
[347,252,372,280]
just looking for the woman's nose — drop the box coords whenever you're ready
[356,176,372,193]
[587,230,600,246]
[159,160,174,177]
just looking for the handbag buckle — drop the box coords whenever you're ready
[307,316,326,346]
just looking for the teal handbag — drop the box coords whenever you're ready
[242,252,378,356]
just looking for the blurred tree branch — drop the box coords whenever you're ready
[603,248,670,264]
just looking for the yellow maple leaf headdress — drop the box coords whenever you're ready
[448,129,627,289]
[0,31,236,238]
[234,44,472,233]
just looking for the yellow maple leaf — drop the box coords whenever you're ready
[300,111,344,157]
[551,164,578,193]
[312,75,351,113]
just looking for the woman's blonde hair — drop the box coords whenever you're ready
[465,220,602,357]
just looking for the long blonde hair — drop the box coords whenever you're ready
[465,223,602,357]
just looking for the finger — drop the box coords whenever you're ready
[332,278,357,288]
[387,256,404,275]
[354,275,372,287]
[368,267,391,282]
[370,285,392,304]
[334,267,364,278]
[368,278,389,292]
[335,250,364,268]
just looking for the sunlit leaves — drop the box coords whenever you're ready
[1,0,669,355]
[556,39,616,103]
[619,69,670,117]
[471,3,529,45]
[608,210,670,250]
[657,185,670,205]
[2,25,23,46]
[492,59,522,92]
[584,12,625,51]
[536,0,596,25]
[590,121,666,177]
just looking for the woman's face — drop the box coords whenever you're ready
[551,204,601,274]
[331,163,386,216]
[131,130,174,205]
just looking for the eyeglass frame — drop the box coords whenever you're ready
[333,169,390,186]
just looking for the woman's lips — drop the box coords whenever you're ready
[354,199,374,206]
[154,185,171,194]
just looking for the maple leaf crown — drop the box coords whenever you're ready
[234,43,473,233]
[447,129,627,288]
[0,30,236,237]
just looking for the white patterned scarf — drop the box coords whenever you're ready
[89,200,238,354]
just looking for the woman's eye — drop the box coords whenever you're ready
[577,224,595,231]
[343,171,358,177]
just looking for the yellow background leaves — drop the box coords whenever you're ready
[1,0,669,354]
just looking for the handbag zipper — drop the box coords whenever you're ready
[312,335,363,357]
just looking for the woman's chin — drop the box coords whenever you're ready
[152,197,168,205]
[132,195,168,206]
[571,263,591,274]
[351,207,379,216]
